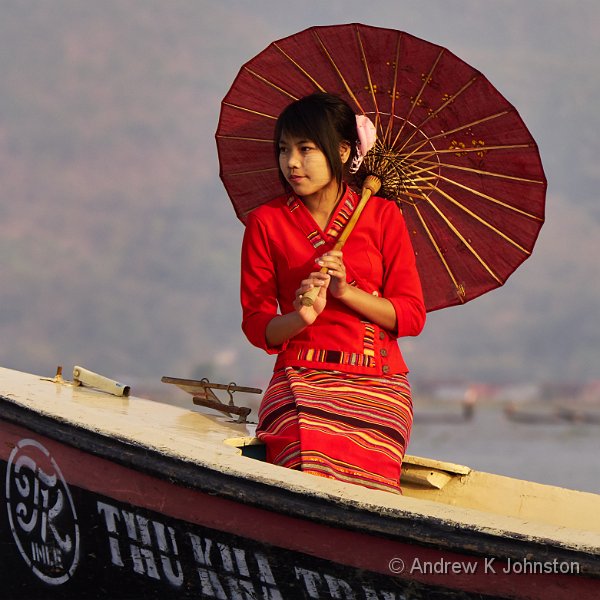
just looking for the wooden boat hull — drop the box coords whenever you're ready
[1,368,599,599]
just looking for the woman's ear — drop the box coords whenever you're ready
[339,141,351,164]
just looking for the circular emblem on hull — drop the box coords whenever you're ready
[5,438,80,585]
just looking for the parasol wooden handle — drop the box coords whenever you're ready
[300,175,382,307]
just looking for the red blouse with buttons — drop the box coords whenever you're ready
[241,185,426,376]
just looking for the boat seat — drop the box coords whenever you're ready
[227,435,471,490]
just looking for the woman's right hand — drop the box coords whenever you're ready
[293,271,331,325]
[265,271,330,348]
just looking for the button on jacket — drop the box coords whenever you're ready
[241,186,426,376]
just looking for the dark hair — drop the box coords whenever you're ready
[274,93,358,190]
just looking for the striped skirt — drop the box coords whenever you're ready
[256,367,413,494]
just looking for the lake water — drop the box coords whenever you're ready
[407,403,600,495]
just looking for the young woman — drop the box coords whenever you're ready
[241,93,426,493]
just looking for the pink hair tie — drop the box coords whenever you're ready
[350,114,377,174]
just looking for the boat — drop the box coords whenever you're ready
[1,365,599,600]
[503,402,566,424]
[556,406,600,425]
[414,399,476,423]
[504,402,600,426]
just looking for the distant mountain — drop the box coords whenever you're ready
[1,2,598,391]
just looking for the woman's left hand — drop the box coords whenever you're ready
[316,250,348,299]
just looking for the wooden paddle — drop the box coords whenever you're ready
[300,175,381,307]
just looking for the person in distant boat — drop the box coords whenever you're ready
[240,93,426,493]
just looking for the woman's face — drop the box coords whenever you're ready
[278,133,336,201]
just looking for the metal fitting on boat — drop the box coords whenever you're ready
[73,366,130,397]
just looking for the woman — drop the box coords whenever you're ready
[241,93,425,493]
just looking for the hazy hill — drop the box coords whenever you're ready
[1,2,599,392]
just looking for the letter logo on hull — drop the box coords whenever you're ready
[5,439,80,585]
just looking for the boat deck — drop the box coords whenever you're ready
[1,366,599,557]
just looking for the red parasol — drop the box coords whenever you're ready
[215,23,546,311]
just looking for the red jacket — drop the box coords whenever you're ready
[241,186,426,376]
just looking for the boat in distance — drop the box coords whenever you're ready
[1,366,599,599]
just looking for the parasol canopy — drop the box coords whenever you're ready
[215,23,546,312]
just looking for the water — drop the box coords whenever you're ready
[408,404,600,494]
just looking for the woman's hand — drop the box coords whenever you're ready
[265,267,332,348]
[316,250,349,299]
[293,272,330,325]
[315,250,399,331]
